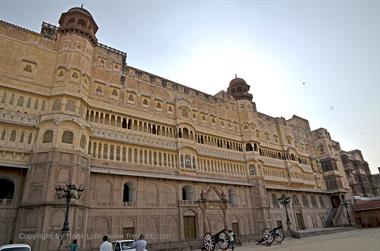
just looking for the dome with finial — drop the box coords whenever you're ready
[229,75,248,87]
[67,6,94,18]
[226,75,253,102]
[58,6,99,45]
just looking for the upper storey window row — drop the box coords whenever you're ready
[98,57,122,73]
[0,88,46,115]
[259,147,311,166]
[177,128,243,152]
[86,109,177,138]
[93,87,175,115]
[184,108,240,133]
[0,125,35,148]
[321,159,338,172]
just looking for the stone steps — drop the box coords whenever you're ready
[294,226,358,238]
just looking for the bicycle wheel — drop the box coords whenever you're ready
[217,231,229,250]
[203,232,216,251]
[274,228,285,242]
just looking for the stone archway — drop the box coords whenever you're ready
[198,185,229,234]
[331,195,340,208]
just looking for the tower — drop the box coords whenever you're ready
[14,7,97,250]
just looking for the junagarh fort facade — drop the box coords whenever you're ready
[0,6,376,250]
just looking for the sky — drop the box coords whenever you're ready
[1,0,379,173]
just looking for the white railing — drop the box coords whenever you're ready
[1,198,13,205]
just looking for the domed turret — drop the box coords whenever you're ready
[226,75,253,101]
[58,6,98,45]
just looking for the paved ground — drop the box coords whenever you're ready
[235,228,380,251]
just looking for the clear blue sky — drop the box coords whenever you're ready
[1,0,379,173]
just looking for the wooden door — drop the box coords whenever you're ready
[184,216,197,240]
[296,213,305,230]
[232,222,239,236]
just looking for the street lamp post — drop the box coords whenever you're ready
[341,199,352,226]
[55,183,84,249]
[278,195,291,230]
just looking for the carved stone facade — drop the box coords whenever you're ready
[0,6,369,250]
[341,150,376,197]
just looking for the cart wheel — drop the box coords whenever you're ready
[203,232,215,251]
[266,233,274,245]
[274,228,285,243]
[262,228,274,245]
[217,231,229,250]
[262,228,271,240]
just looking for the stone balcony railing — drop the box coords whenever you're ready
[0,198,13,206]
[123,201,136,207]
[179,200,196,206]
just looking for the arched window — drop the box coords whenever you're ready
[112,89,118,97]
[71,72,78,79]
[80,135,86,149]
[62,131,74,144]
[0,179,14,200]
[128,95,134,103]
[182,128,190,139]
[181,108,188,118]
[292,195,301,206]
[167,105,173,113]
[43,130,53,143]
[1,130,5,140]
[272,194,279,208]
[77,19,87,27]
[65,100,75,112]
[9,130,16,142]
[16,96,24,107]
[228,189,237,207]
[52,99,61,111]
[319,196,326,208]
[156,102,162,110]
[253,143,258,151]
[182,185,193,201]
[95,87,103,96]
[245,143,253,151]
[142,98,149,106]
[23,64,32,72]
[19,132,24,143]
[28,133,32,144]
[302,195,310,208]
[311,195,318,208]
[123,182,136,203]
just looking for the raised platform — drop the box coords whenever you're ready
[294,226,358,238]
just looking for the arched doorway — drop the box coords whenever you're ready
[183,210,197,240]
[0,179,14,202]
[331,195,340,208]
[295,210,305,230]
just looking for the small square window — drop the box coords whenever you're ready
[142,98,149,107]
[167,105,173,113]
[156,102,162,111]
[128,94,135,103]
[99,58,105,68]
